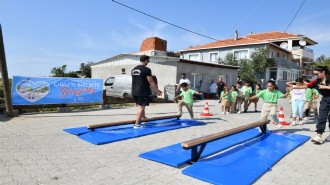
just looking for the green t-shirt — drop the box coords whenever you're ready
[242,86,252,98]
[305,88,313,101]
[256,89,285,103]
[221,91,230,99]
[180,89,196,105]
[229,90,237,102]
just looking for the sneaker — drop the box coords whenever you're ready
[255,110,258,112]
[311,135,324,144]
[177,111,183,116]
[221,112,225,115]
[133,124,145,129]
[237,111,241,114]
[291,121,296,126]
[303,117,308,121]
[298,121,303,125]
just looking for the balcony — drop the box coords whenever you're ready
[291,47,314,62]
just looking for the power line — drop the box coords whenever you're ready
[284,0,305,32]
[112,0,219,41]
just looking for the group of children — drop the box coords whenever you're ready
[173,66,330,145]
[173,81,262,119]
[174,79,319,127]
[219,81,261,114]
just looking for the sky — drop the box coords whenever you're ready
[1,0,330,78]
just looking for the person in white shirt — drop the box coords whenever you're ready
[209,79,217,99]
[286,78,306,126]
[176,73,191,93]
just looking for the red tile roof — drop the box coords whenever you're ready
[181,31,301,51]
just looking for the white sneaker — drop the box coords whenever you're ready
[133,124,145,129]
[221,112,225,115]
[298,121,303,125]
[311,135,324,144]
[177,111,183,116]
[291,121,296,126]
[303,117,309,121]
[237,111,241,114]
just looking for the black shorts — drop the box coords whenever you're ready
[133,96,150,106]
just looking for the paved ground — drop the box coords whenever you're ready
[1,99,330,185]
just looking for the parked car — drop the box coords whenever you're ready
[104,75,158,99]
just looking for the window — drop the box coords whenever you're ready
[188,53,200,61]
[283,70,287,80]
[105,77,115,86]
[209,52,219,63]
[191,73,203,89]
[269,67,277,80]
[234,50,249,60]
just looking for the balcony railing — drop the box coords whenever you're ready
[292,47,314,61]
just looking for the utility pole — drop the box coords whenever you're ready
[0,24,14,116]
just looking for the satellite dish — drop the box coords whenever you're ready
[299,40,306,46]
[280,42,288,49]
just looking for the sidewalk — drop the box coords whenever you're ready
[1,99,329,185]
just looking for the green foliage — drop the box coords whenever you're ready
[239,59,256,83]
[50,62,93,78]
[221,53,239,66]
[251,48,274,79]
[50,65,67,77]
[222,48,276,83]
[79,62,94,78]
[313,55,330,69]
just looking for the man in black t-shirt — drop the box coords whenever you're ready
[131,55,162,129]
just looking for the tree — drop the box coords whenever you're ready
[221,53,239,66]
[50,65,78,77]
[79,62,94,78]
[250,48,274,79]
[239,59,255,83]
[50,65,67,77]
[313,55,330,70]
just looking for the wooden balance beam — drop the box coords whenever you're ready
[87,114,181,129]
[181,119,270,163]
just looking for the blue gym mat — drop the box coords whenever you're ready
[182,132,310,185]
[63,118,180,136]
[139,128,262,167]
[63,118,206,145]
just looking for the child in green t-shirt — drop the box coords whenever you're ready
[229,85,238,113]
[249,80,289,127]
[303,79,312,120]
[173,82,202,119]
[248,84,262,112]
[220,86,230,114]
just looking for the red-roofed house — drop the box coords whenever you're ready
[179,31,317,91]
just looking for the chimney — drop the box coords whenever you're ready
[235,30,238,41]
[140,37,167,52]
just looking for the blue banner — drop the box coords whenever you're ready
[12,76,103,105]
